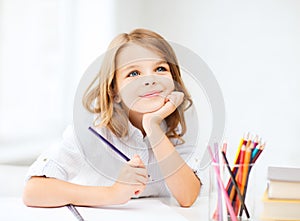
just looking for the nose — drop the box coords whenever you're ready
[144,81,156,86]
[143,75,156,86]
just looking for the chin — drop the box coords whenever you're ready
[133,100,165,114]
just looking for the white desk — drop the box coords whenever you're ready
[0,165,208,220]
[0,165,264,220]
[0,196,209,221]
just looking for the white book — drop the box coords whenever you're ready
[267,166,300,182]
[267,166,300,200]
[268,180,300,199]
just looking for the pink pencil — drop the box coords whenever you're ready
[209,146,238,221]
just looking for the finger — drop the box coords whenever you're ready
[166,91,184,108]
[134,184,146,196]
[134,167,148,179]
[168,91,184,104]
[129,154,145,168]
[128,155,140,167]
[135,155,145,167]
[134,174,148,184]
[155,101,177,120]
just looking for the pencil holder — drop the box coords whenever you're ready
[209,162,257,221]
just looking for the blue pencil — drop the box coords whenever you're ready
[67,204,85,221]
[88,126,130,161]
[88,126,154,183]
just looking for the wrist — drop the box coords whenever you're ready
[142,114,162,132]
[72,185,115,207]
[145,125,166,148]
[110,182,131,205]
[106,185,121,205]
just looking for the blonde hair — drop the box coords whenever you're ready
[83,28,192,140]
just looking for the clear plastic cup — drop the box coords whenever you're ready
[209,162,257,221]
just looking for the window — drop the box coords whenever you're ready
[0,0,114,164]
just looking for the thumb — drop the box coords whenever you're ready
[129,154,144,167]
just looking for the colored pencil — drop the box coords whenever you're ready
[221,142,228,221]
[88,126,153,183]
[67,204,85,221]
[221,151,250,219]
[88,126,130,161]
[208,146,238,221]
[214,143,223,221]
[251,142,265,163]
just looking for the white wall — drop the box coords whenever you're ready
[1,0,299,197]
[0,0,114,164]
[113,0,300,194]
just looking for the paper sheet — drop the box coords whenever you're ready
[77,198,189,221]
[0,197,74,221]
[0,197,189,221]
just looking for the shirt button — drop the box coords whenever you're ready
[43,158,47,162]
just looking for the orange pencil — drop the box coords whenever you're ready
[241,145,252,193]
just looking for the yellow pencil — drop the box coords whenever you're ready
[234,132,248,164]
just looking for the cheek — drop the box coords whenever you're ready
[157,75,175,96]
[164,77,175,92]
[117,80,140,108]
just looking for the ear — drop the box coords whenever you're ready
[110,84,121,103]
[114,94,121,103]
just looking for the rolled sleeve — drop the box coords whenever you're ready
[26,125,84,182]
[25,155,68,181]
[175,143,202,178]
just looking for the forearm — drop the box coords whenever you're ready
[148,127,201,207]
[23,177,114,207]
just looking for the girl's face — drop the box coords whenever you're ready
[115,43,175,114]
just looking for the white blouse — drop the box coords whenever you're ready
[26,107,204,197]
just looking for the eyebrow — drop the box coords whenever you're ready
[119,60,168,72]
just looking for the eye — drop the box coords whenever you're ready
[127,70,140,77]
[156,66,167,72]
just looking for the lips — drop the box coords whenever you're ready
[140,90,162,98]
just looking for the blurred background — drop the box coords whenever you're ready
[0,0,300,197]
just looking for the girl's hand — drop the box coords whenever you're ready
[142,91,184,135]
[112,154,148,204]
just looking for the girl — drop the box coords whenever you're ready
[23,29,202,208]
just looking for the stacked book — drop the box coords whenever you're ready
[261,166,300,220]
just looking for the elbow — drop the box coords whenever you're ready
[22,183,36,207]
[178,182,201,208]
[22,190,33,207]
[178,195,198,208]
[177,189,200,208]
[22,194,33,207]
[22,177,43,207]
